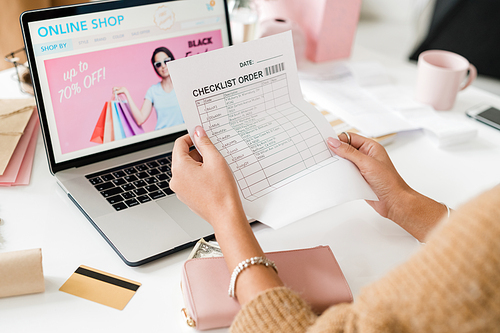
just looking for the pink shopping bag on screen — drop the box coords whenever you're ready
[114,101,134,138]
[118,100,144,136]
[111,101,126,140]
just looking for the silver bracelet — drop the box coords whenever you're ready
[228,256,278,298]
[439,202,451,218]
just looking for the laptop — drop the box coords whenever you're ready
[21,0,233,266]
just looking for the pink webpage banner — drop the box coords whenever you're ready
[44,30,223,154]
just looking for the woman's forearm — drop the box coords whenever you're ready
[117,88,150,125]
[125,92,149,126]
[387,189,449,242]
[213,208,283,305]
[170,130,283,305]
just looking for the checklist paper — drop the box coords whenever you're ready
[169,32,376,229]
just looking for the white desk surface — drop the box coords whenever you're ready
[1,44,500,332]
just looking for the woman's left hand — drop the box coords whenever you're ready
[327,132,448,241]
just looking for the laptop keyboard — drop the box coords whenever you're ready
[86,152,174,211]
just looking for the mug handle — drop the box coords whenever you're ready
[459,63,477,91]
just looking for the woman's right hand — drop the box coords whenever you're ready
[327,132,447,241]
[112,86,129,97]
[170,127,283,305]
[169,126,246,229]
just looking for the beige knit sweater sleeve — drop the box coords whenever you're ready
[231,185,500,333]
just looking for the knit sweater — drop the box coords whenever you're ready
[231,185,500,332]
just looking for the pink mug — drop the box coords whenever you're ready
[415,50,477,110]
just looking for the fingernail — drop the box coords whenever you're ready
[194,126,206,138]
[327,137,341,148]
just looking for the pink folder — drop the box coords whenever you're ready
[0,111,39,186]
[0,110,39,186]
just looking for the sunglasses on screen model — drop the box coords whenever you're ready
[154,58,171,68]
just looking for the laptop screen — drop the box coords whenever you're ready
[23,0,231,167]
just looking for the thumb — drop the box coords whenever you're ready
[327,137,371,171]
[194,126,219,157]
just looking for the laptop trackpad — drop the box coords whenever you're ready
[95,203,191,264]
[157,196,214,238]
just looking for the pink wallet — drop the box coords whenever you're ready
[181,245,353,330]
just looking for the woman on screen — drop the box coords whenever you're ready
[113,47,184,130]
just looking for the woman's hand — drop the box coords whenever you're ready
[112,86,129,97]
[170,126,246,229]
[111,86,151,126]
[327,133,447,241]
[171,127,283,304]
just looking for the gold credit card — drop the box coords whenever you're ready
[59,265,141,310]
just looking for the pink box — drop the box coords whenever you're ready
[258,0,362,62]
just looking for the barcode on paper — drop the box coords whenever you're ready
[264,63,285,76]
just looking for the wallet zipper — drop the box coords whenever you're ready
[181,308,196,327]
[180,281,196,328]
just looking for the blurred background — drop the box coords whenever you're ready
[0,0,84,71]
[357,0,500,95]
[2,0,499,94]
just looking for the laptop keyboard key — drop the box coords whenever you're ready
[158,165,170,173]
[122,192,136,199]
[157,173,169,181]
[148,190,166,200]
[124,175,138,182]
[101,187,123,197]
[137,195,151,203]
[101,174,115,181]
[125,198,140,207]
[145,184,159,192]
[133,188,147,196]
[157,158,168,165]
[148,168,160,176]
[133,180,147,188]
[164,187,174,195]
[136,164,149,171]
[137,172,149,179]
[146,161,159,168]
[95,182,114,192]
[124,167,138,174]
[112,178,127,186]
[112,171,126,178]
[122,183,135,191]
[106,195,124,204]
[145,177,158,184]
[89,177,103,185]
[158,181,169,189]
[112,202,128,211]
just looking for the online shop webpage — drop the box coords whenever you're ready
[27,0,230,163]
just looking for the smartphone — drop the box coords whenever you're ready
[466,104,500,131]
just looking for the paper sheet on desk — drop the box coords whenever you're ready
[300,62,476,146]
[300,74,418,137]
[366,85,478,147]
[168,32,376,229]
